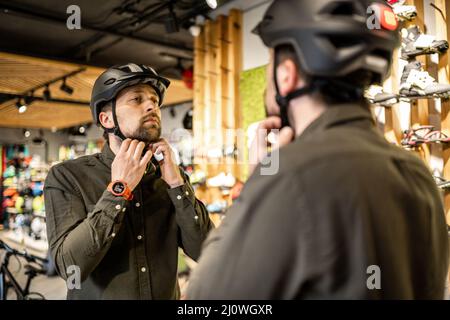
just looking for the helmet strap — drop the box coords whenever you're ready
[104,99,127,141]
[273,57,317,128]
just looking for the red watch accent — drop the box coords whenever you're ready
[107,180,134,201]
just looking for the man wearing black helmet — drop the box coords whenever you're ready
[187,0,449,299]
[44,63,213,299]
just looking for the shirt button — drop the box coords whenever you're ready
[177,195,182,200]
[185,191,189,196]
[141,267,146,273]
[111,233,116,238]
[194,215,199,220]
[122,207,126,212]
[135,202,141,208]
[137,235,143,240]
[115,204,121,210]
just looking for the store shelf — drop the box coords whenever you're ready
[2,229,48,254]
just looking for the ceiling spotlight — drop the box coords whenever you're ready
[19,105,27,113]
[195,15,206,26]
[23,129,31,138]
[206,0,217,9]
[16,99,27,113]
[189,25,201,37]
[43,85,51,101]
[79,126,86,134]
[60,78,74,95]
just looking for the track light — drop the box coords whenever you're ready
[206,0,217,9]
[43,85,51,101]
[60,78,74,95]
[195,15,206,26]
[19,104,27,113]
[16,99,27,113]
[79,126,86,134]
[189,25,201,37]
[164,4,179,33]
[24,93,34,105]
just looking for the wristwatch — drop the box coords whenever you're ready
[107,180,134,201]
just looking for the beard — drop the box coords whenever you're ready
[127,112,162,144]
[128,123,161,144]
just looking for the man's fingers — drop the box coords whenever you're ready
[127,139,139,155]
[150,142,168,154]
[258,117,282,131]
[154,146,165,157]
[256,117,282,144]
[119,138,132,154]
[134,141,146,159]
[140,149,153,167]
[277,127,295,148]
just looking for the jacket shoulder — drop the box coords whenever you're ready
[276,130,429,175]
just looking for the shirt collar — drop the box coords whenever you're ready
[298,103,375,141]
[100,142,116,168]
[100,142,157,175]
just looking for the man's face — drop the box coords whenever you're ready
[113,84,162,144]
[265,50,281,118]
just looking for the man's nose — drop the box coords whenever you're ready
[144,99,158,112]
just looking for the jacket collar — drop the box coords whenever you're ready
[299,103,375,140]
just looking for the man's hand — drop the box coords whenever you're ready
[150,139,184,188]
[248,117,294,175]
[111,139,153,191]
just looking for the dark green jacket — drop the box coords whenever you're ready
[187,103,449,299]
[44,143,213,300]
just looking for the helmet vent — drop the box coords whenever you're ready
[370,49,390,61]
[104,78,116,85]
[328,36,363,50]
[321,1,359,16]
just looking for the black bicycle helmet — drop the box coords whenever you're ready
[90,63,170,140]
[253,0,400,127]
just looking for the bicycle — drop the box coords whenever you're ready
[0,239,48,300]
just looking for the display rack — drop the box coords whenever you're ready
[381,0,450,226]
[1,144,48,252]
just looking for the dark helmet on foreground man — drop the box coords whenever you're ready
[253,0,401,127]
[90,63,171,140]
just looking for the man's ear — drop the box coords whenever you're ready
[276,58,303,96]
[98,110,114,129]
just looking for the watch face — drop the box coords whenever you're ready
[112,182,125,194]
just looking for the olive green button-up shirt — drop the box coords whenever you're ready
[44,143,213,300]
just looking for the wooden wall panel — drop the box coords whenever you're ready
[192,10,243,180]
